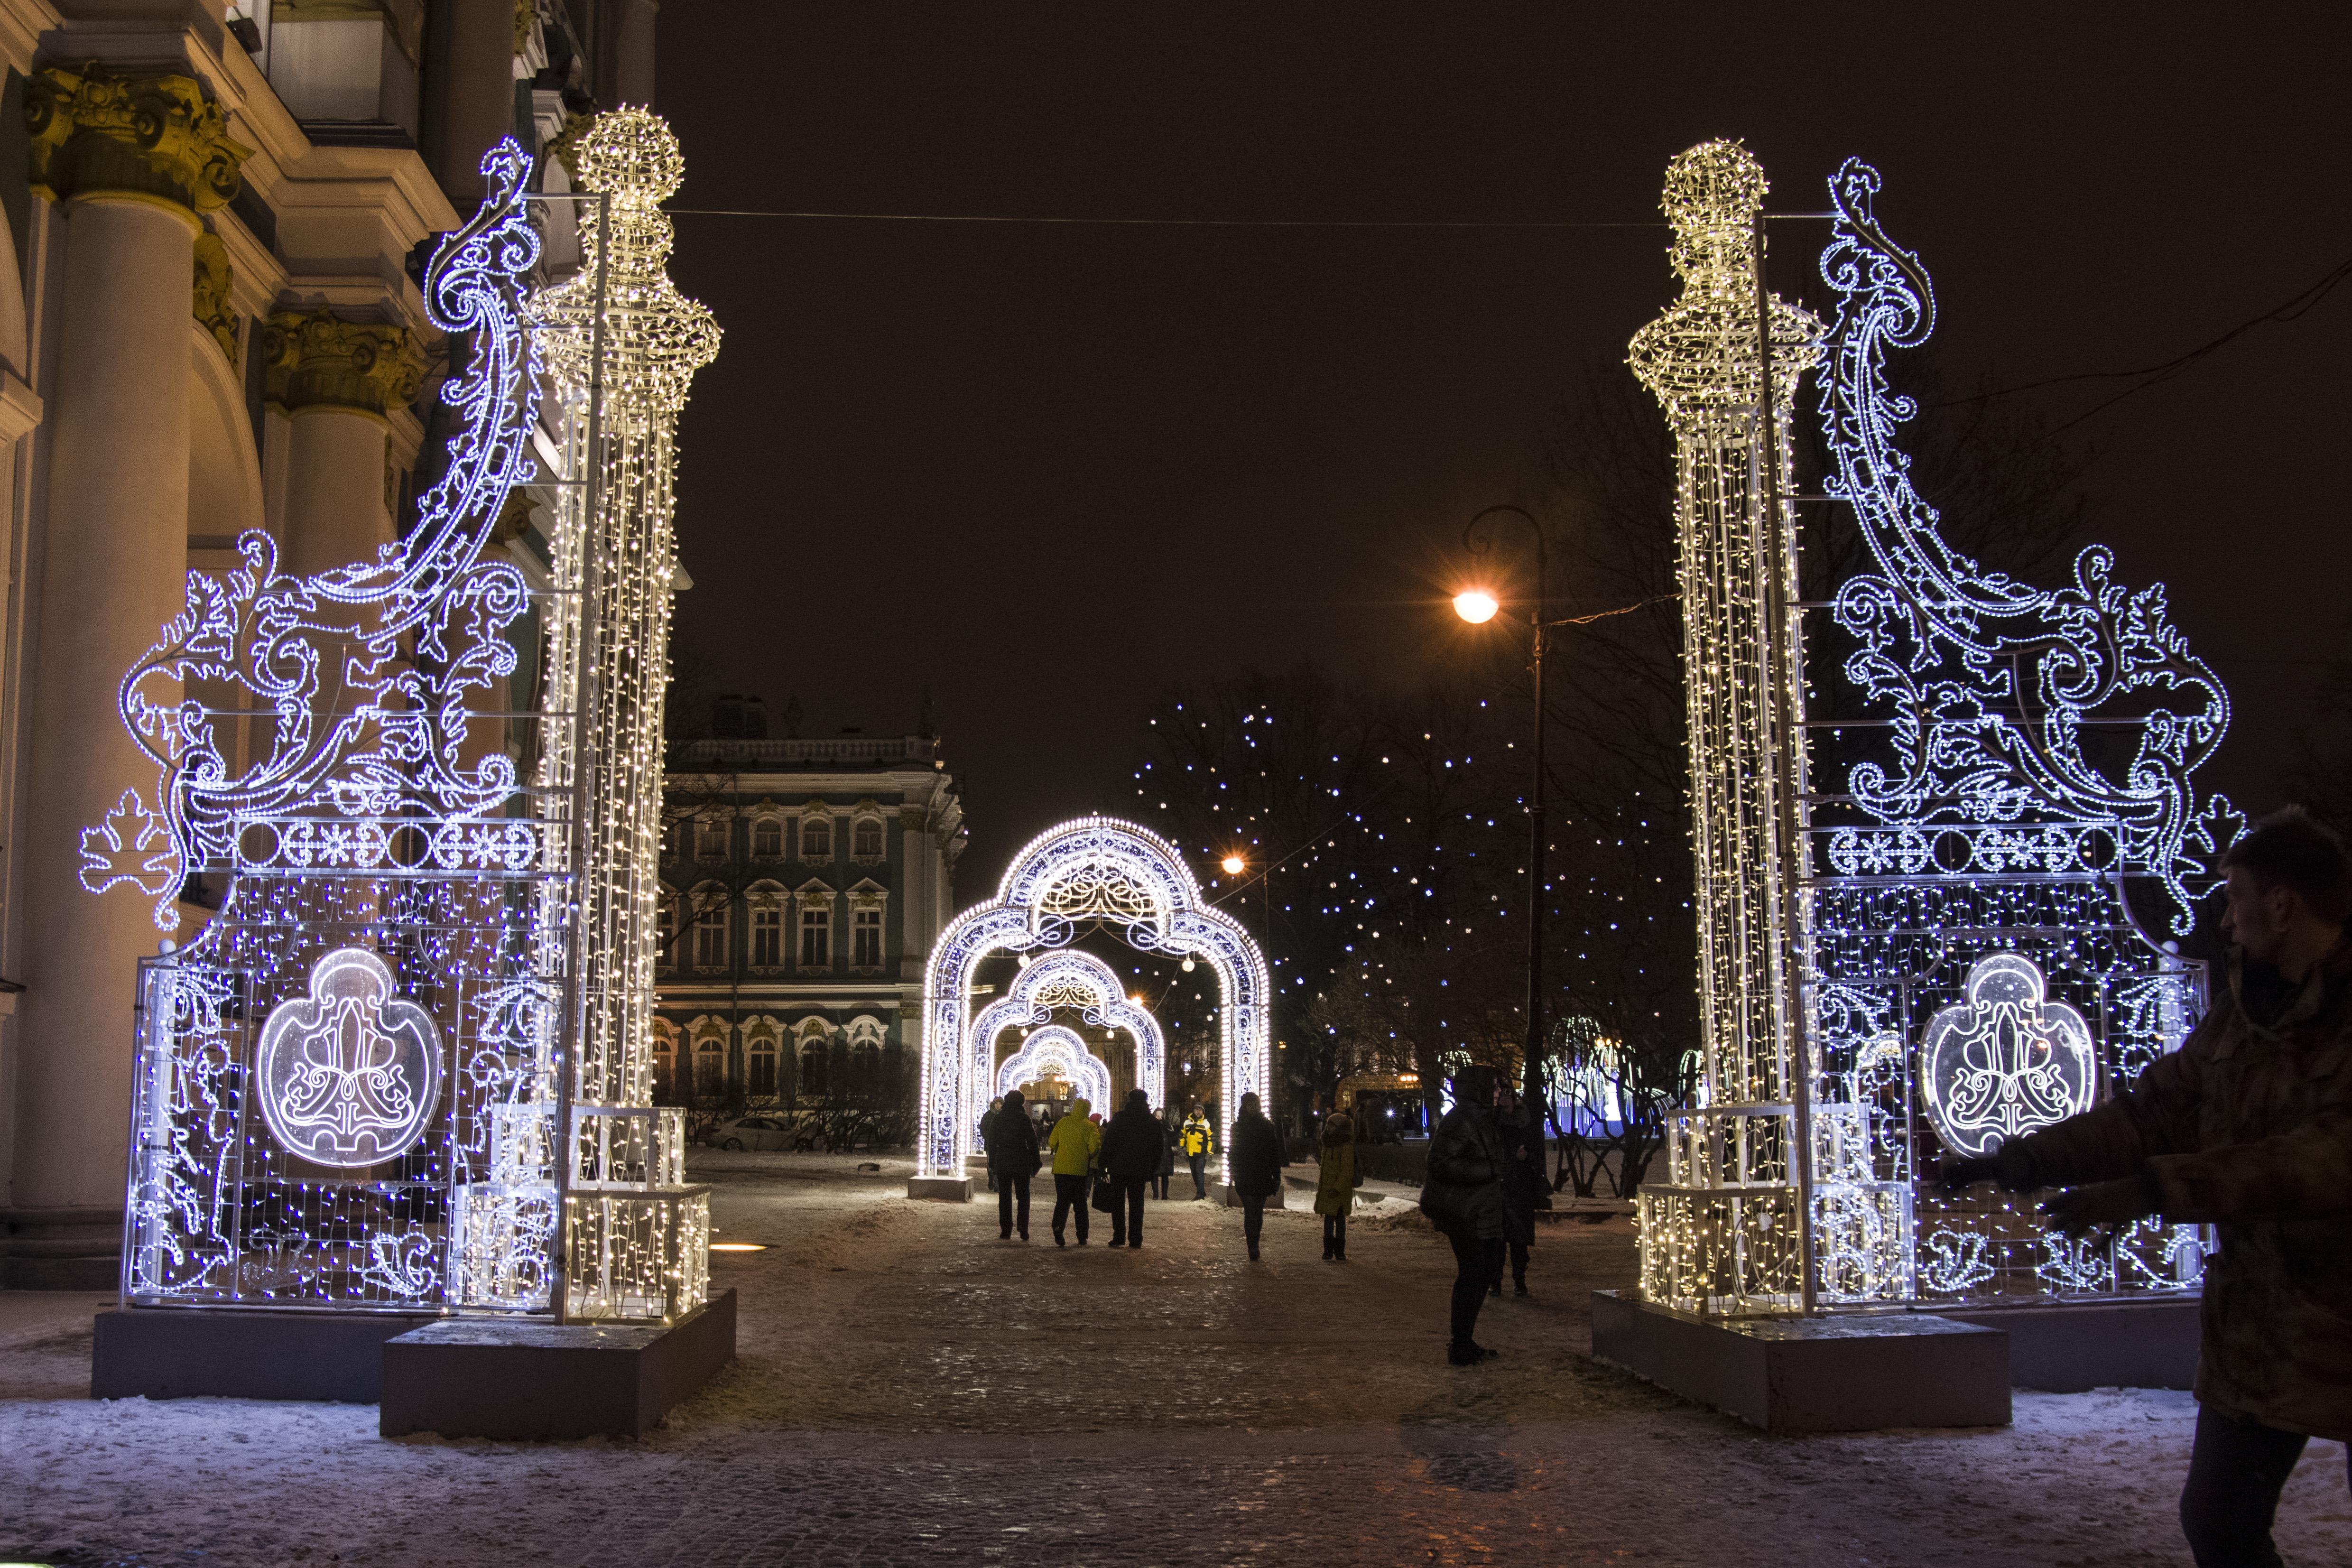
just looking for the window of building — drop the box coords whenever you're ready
[653,1022,677,1099]
[799,904,830,968]
[797,1020,832,1096]
[693,899,728,969]
[800,815,832,861]
[695,1033,724,1094]
[852,906,883,970]
[656,896,676,971]
[694,815,728,861]
[751,904,783,968]
[852,816,884,861]
[751,816,783,859]
[749,1034,778,1096]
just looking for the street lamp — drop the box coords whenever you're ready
[1220,854,1245,875]
[1454,503,1558,1138]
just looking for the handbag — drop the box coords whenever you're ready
[1090,1170,1118,1213]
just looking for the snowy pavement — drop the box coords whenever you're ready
[3,1153,2348,1566]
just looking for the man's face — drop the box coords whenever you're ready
[2222,866,2294,965]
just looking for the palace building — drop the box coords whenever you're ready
[0,0,657,1286]
[656,716,967,1124]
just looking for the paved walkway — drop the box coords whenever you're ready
[3,1154,2348,1566]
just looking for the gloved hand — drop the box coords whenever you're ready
[2043,1172,2163,1238]
[1938,1154,2003,1193]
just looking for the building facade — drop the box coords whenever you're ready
[655,733,966,1121]
[0,0,658,1286]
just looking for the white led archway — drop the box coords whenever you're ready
[969,948,1165,1118]
[916,816,1269,1186]
[994,1026,1113,1112]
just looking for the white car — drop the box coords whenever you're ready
[711,1114,807,1152]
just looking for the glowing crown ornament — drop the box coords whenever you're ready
[1917,954,2097,1160]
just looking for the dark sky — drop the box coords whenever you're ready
[657,4,2350,890]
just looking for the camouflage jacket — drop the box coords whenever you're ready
[2005,935,2352,1438]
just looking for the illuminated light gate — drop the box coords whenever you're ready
[1625,141,2235,1317]
[94,117,721,1324]
[970,947,1165,1115]
[917,817,1267,1188]
[994,1027,1114,1113]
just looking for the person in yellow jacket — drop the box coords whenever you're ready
[1046,1098,1102,1246]
[1179,1104,1213,1199]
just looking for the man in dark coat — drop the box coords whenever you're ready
[1945,807,2352,1565]
[984,1089,1042,1241]
[1099,1089,1167,1248]
[1423,1065,1508,1365]
[1227,1091,1284,1261]
[1491,1090,1544,1299]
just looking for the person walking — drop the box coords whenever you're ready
[1227,1091,1284,1261]
[1099,1089,1166,1248]
[1046,1096,1102,1247]
[1314,1106,1359,1262]
[1421,1066,1509,1366]
[1491,1091,1544,1298]
[1153,1105,1178,1199]
[1944,807,2352,1567]
[1180,1104,1212,1199]
[985,1090,1040,1241]
[983,1095,1004,1194]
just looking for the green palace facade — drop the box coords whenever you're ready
[654,726,966,1114]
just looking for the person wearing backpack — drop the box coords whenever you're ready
[1420,1067,1508,1365]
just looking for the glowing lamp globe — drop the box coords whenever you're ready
[1220,855,1244,875]
[1454,589,1500,624]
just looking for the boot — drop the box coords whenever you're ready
[1514,1277,1529,1298]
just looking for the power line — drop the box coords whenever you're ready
[1941,253,2352,434]
[669,207,1661,230]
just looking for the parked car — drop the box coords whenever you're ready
[711,1114,806,1152]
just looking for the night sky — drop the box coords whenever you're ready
[656,4,2349,889]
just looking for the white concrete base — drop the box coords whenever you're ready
[906,1176,972,1202]
[1592,1289,2010,1434]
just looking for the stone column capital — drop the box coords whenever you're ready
[26,64,252,219]
[262,309,426,418]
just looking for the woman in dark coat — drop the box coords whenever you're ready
[1153,1106,1179,1199]
[1098,1089,1167,1248]
[1421,1066,1508,1364]
[1491,1089,1544,1298]
[984,1089,1042,1241]
[1227,1091,1285,1261]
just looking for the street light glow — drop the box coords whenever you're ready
[1220,854,1244,875]
[1453,589,1499,624]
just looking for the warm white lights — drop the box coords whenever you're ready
[1220,854,1245,875]
[1452,589,1499,625]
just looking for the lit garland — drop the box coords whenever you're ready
[1627,140,1825,1315]
[993,1026,1114,1112]
[969,947,1165,1114]
[919,816,1269,1181]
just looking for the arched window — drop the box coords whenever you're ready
[694,814,729,861]
[746,1021,780,1097]
[652,1019,678,1099]
[751,816,784,859]
[800,814,833,862]
[695,1033,724,1095]
[691,887,728,970]
[796,1018,832,1096]
[852,815,884,862]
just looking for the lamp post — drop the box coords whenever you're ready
[1454,503,1557,1141]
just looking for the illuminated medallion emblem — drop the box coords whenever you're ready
[255,947,444,1167]
[1919,954,2097,1159]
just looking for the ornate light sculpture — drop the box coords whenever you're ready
[1628,141,1828,1315]
[919,817,1268,1184]
[1805,156,2227,1303]
[93,121,720,1326]
[994,1026,1114,1112]
[1625,142,2234,1315]
[970,947,1166,1114]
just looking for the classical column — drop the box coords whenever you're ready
[8,66,249,1285]
[262,309,425,575]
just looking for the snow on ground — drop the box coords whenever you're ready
[3,1153,2347,1567]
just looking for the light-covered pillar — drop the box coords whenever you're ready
[262,309,425,576]
[1626,141,1823,1317]
[9,66,248,1282]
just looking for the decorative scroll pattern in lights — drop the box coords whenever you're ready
[1627,141,1827,1316]
[995,1026,1114,1112]
[255,947,444,1167]
[1802,157,2216,1307]
[1816,158,2239,929]
[919,817,1268,1180]
[969,947,1166,1116]
[1917,954,2097,1159]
